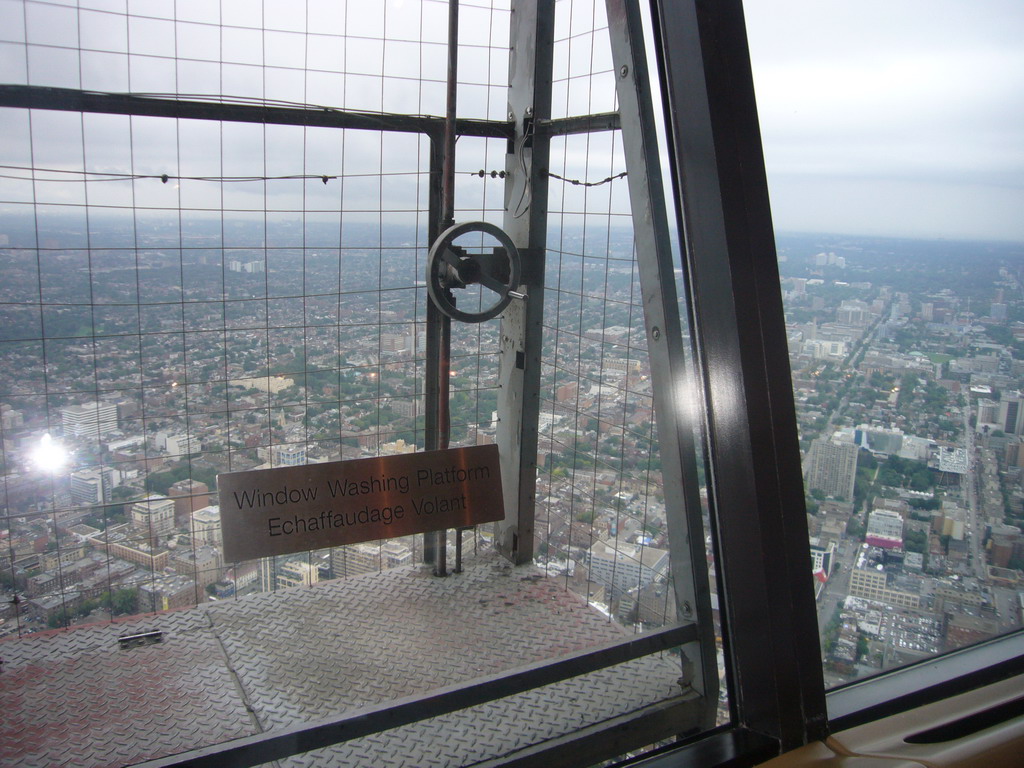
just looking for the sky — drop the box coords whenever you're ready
[0,0,1022,243]
[743,0,1024,242]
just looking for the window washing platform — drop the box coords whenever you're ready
[0,552,699,768]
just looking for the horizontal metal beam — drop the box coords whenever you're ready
[622,725,781,768]
[135,622,698,768]
[538,111,621,136]
[477,695,703,768]
[0,85,514,140]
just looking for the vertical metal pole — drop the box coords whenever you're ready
[435,310,450,577]
[426,0,460,577]
[495,0,553,565]
[424,139,444,569]
[441,0,459,231]
[604,0,717,722]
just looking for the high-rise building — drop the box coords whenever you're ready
[805,438,859,501]
[836,299,870,326]
[0,404,23,431]
[809,538,837,576]
[190,505,222,549]
[588,539,668,601]
[61,401,118,440]
[866,509,904,549]
[998,391,1023,435]
[69,467,112,507]
[977,398,1000,426]
[130,495,176,539]
[263,559,320,591]
[272,444,306,467]
[332,541,413,579]
[169,479,210,527]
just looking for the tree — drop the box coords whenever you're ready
[575,508,596,524]
[856,634,870,661]
[909,469,933,492]
[111,486,138,501]
[857,450,878,470]
[110,588,138,615]
[903,529,927,554]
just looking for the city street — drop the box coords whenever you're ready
[817,543,857,635]
[962,405,987,580]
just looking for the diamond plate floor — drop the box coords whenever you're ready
[0,553,689,767]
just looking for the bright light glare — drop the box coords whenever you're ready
[32,434,68,474]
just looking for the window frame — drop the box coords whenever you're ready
[648,0,828,750]
[645,0,1023,761]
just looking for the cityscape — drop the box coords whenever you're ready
[1,214,1023,689]
[1,0,1019,765]
[778,233,1024,684]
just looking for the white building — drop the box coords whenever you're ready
[149,431,200,457]
[272,444,306,466]
[588,539,668,599]
[332,540,413,578]
[191,505,222,549]
[802,338,847,360]
[70,467,112,506]
[261,559,320,591]
[809,537,837,575]
[277,560,319,589]
[229,375,295,394]
[130,495,176,538]
[1,404,23,431]
[62,401,118,440]
[866,509,904,549]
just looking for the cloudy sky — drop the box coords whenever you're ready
[743,0,1024,242]
[1,0,1022,243]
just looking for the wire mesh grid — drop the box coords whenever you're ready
[0,0,692,643]
[0,0,516,634]
[533,0,679,629]
[0,0,510,119]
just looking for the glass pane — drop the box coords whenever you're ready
[746,0,1024,687]
[0,1,718,765]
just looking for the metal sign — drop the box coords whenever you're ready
[218,445,503,562]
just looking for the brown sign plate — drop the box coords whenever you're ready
[218,444,503,562]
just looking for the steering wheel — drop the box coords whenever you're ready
[426,221,522,323]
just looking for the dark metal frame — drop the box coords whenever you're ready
[647,0,829,752]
